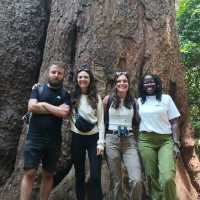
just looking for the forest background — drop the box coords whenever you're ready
[176,0,200,151]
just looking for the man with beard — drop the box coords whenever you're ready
[20,62,71,200]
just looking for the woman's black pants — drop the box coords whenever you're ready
[71,132,102,200]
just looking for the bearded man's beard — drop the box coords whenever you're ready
[48,77,63,88]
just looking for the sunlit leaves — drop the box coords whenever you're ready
[176,0,200,137]
[176,0,200,68]
[185,68,200,137]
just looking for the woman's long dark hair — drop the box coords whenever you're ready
[72,64,98,109]
[111,72,134,109]
[138,74,162,104]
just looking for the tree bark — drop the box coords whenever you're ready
[0,0,199,199]
[0,0,50,187]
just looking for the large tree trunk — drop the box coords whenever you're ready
[0,0,199,199]
[0,0,50,186]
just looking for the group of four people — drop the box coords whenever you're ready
[20,62,181,200]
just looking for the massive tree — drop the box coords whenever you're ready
[0,0,50,186]
[0,0,199,199]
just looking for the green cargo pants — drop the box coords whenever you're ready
[138,132,176,200]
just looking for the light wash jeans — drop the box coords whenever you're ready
[106,134,143,200]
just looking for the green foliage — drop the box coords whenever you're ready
[176,0,200,137]
[176,0,200,68]
[185,68,200,137]
[180,41,200,68]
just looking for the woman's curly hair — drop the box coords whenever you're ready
[71,64,98,109]
[138,73,162,104]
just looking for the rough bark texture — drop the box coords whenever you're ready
[0,0,199,199]
[0,0,50,187]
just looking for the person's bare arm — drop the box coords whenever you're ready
[170,118,181,159]
[170,118,180,146]
[42,102,70,118]
[28,98,70,118]
[28,99,49,114]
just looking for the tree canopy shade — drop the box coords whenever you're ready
[176,0,200,68]
[185,68,200,137]
[176,0,200,138]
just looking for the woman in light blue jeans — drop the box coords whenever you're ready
[103,71,143,200]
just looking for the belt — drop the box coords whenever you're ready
[107,130,133,135]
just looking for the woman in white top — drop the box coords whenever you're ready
[70,64,104,200]
[103,71,143,200]
[137,74,181,200]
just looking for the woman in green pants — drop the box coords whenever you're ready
[137,74,181,200]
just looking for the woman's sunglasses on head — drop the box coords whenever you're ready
[78,64,91,72]
[115,71,128,76]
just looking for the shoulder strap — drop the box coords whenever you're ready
[38,85,67,102]
[61,88,66,98]
[104,95,113,131]
[132,98,140,133]
[107,95,112,111]
[22,84,44,124]
[132,98,136,113]
[38,85,45,97]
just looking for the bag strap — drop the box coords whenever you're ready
[60,88,66,99]
[74,107,79,120]
[104,95,113,131]
[22,85,44,124]
[132,98,140,136]
[38,84,45,97]
[104,95,140,133]
[38,84,66,100]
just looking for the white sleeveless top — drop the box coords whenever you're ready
[108,101,134,131]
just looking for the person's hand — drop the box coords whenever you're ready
[39,102,46,106]
[173,144,181,159]
[97,147,104,156]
